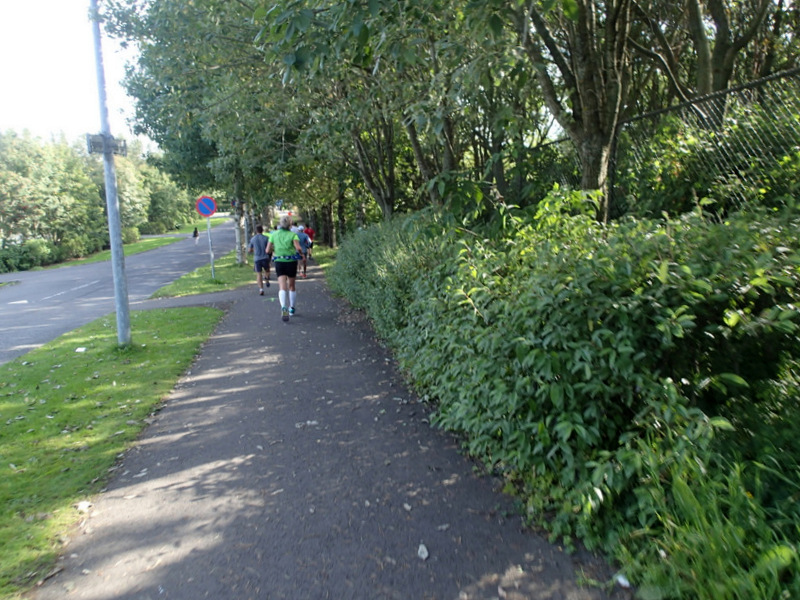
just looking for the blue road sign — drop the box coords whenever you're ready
[196,196,217,217]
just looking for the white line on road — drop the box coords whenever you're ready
[41,280,101,301]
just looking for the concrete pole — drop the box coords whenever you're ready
[91,0,131,346]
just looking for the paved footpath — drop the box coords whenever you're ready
[29,262,626,600]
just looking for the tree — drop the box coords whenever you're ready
[0,132,103,254]
[107,0,277,258]
[745,0,799,79]
[630,0,774,103]
[501,0,634,219]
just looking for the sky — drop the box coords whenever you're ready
[0,0,137,143]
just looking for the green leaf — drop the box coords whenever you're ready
[561,0,580,20]
[296,9,314,32]
[358,23,370,47]
[708,416,735,431]
[489,14,504,37]
[550,384,564,409]
[754,544,796,574]
[657,260,669,284]
[750,275,775,293]
[717,372,749,388]
[723,309,740,327]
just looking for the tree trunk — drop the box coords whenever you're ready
[517,0,632,219]
[579,134,612,198]
[323,202,335,248]
[352,127,395,221]
[232,169,245,265]
[337,183,347,245]
[404,120,440,205]
[491,128,508,200]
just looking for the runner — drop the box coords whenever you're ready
[302,223,315,259]
[266,215,303,321]
[247,225,271,295]
[296,226,311,278]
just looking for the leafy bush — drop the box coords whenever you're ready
[327,187,800,599]
[58,233,92,260]
[0,239,59,271]
[139,221,168,235]
[620,438,800,600]
[0,244,26,273]
[327,211,441,341]
[22,238,56,268]
[121,227,140,244]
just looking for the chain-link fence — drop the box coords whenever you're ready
[527,67,800,218]
[612,67,800,217]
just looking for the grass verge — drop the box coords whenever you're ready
[53,237,183,269]
[310,245,337,273]
[0,307,224,599]
[47,216,231,269]
[175,214,231,235]
[151,245,336,299]
[150,250,255,298]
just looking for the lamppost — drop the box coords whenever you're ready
[87,0,130,346]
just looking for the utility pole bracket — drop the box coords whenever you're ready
[86,134,127,156]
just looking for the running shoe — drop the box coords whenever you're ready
[281,306,289,322]
[289,307,296,316]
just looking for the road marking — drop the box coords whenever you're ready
[42,280,101,301]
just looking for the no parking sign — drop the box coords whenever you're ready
[196,196,217,277]
[195,196,217,217]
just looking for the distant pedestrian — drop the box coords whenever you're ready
[192,227,199,245]
[296,226,311,278]
[248,225,271,295]
[303,224,316,259]
[266,215,303,321]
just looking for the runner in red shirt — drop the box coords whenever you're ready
[302,224,316,259]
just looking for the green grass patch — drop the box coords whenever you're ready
[44,216,231,270]
[150,250,255,298]
[54,237,183,268]
[0,307,224,599]
[152,244,337,299]
[311,245,337,273]
[176,214,230,234]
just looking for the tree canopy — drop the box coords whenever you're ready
[97,0,798,234]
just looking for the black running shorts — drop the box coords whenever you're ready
[274,260,298,278]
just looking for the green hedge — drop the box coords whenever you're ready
[328,189,800,599]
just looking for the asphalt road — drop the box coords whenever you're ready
[0,219,236,366]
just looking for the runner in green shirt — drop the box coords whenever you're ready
[266,215,303,322]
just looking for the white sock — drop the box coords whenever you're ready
[289,291,297,308]
[279,290,288,307]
